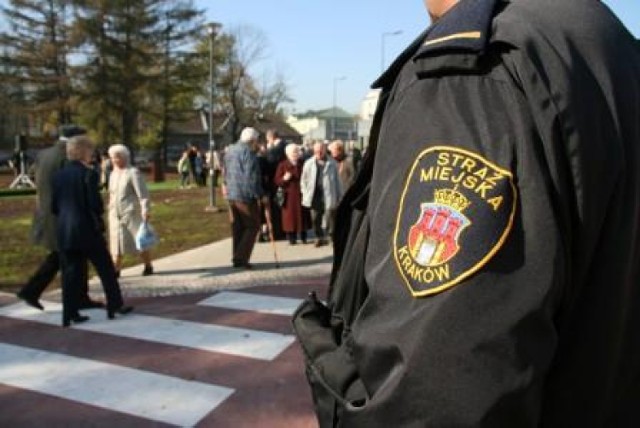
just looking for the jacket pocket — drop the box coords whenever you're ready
[292,293,367,427]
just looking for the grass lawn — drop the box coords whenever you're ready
[0,173,230,292]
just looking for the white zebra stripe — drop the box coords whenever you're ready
[0,301,295,361]
[0,343,233,426]
[198,291,303,316]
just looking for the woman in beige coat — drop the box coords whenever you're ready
[107,144,154,276]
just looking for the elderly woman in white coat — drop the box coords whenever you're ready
[301,142,343,246]
[107,144,154,276]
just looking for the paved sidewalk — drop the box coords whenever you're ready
[92,238,333,298]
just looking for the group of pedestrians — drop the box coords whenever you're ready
[16,123,352,320]
[177,144,213,188]
[16,125,155,327]
[222,127,359,268]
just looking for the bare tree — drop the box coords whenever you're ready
[256,68,294,116]
[217,25,271,140]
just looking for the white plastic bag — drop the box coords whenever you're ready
[135,221,158,251]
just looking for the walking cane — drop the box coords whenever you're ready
[263,199,281,268]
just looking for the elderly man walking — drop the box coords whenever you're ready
[301,142,342,247]
[222,127,266,269]
[16,125,103,311]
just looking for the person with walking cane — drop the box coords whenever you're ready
[262,199,280,268]
[221,127,266,269]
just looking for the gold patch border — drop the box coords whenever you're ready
[393,145,518,298]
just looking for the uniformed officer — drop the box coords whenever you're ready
[293,0,640,426]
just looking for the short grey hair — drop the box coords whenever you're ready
[285,143,300,158]
[108,144,131,164]
[66,135,94,161]
[239,127,259,143]
[328,140,344,153]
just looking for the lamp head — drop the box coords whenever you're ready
[206,22,221,36]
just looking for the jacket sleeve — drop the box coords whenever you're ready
[51,174,60,216]
[332,162,343,202]
[130,168,151,216]
[248,152,264,199]
[85,168,105,227]
[85,170,100,214]
[273,161,286,187]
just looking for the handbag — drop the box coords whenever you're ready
[275,186,286,207]
[135,221,159,251]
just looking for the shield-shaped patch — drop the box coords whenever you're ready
[393,145,517,297]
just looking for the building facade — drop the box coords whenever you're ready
[287,107,357,142]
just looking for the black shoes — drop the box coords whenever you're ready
[142,265,154,276]
[78,299,105,310]
[16,291,44,311]
[18,293,105,312]
[107,305,134,320]
[315,239,328,247]
[62,314,90,327]
[232,262,253,270]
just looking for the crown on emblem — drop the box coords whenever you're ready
[433,187,471,212]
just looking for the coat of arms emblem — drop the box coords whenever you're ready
[393,145,517,297]
[408,188,471,267]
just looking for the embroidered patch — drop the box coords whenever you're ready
[393,146,517,297]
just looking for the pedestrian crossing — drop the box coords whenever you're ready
[0,288,314,427]
[198,290,303,316]
[0,300,295,360]
[0,343,233,427]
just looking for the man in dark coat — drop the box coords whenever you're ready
[293,0,640,426]
[16,125,102,311]
[52,135,132,326]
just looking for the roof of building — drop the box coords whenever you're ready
[252,114,302,139]
[167,110,218,135]
[293,107,356,120]
[167,109,301,140]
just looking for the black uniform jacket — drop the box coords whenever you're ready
[293,0,640,427]
[52,160,105,251]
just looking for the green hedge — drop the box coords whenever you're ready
[0,178,185,198]
[0,188,37,198]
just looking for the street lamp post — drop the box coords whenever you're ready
[381,30,403,73]
[206,22,222,212]
[332,76,346,140]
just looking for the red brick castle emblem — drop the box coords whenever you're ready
[408,187,471,267]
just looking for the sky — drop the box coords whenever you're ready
[0,1,637,116]
[198,0,640,115]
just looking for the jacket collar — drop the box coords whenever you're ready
[418,0,497,56]
[372,0,499,88]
